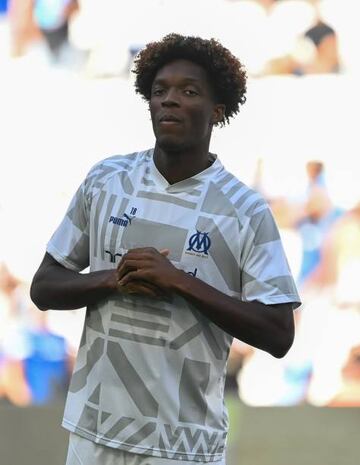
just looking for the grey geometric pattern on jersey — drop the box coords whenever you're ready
[47,149,300,462]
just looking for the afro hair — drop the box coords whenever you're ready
[133,33,247,126]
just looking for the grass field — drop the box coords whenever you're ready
[0,397,359,465]
[225,394,359,465]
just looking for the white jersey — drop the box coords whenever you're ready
[47,149,300,462]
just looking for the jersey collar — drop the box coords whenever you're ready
[148,148,224,193]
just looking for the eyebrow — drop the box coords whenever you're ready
[152,77,202,86]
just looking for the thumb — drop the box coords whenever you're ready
[159,248,170,257]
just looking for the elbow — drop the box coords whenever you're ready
[271,330,295,359]
[271,345,291,359]
[269,305,296,358]
[30,279,49,311]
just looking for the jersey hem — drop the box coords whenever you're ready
[257,294,301,309]
[46,243,84,272]
[62,420,225,463]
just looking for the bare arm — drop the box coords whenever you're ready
[30,252,166,311]
[117,248,296,358]
[30,253,118,310]
[172,272,294,358]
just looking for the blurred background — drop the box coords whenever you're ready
[0,0,359,464]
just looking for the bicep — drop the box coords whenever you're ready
[31,252,81,310]
[34,252,68,277]
[267,302,295,333]
[31,252,73,298]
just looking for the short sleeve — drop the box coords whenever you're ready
[240,205,301,309]
[47,180,90,272]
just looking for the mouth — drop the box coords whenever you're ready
[159,114,182,124]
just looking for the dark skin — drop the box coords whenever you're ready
[150,59,225,184]
[31,59,295,358]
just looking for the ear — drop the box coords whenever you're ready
[212,104,226,125]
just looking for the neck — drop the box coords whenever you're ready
[153,143,212,184]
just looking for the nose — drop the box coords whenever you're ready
[161,88,180,107]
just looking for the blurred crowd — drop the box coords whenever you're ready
[0,0,359,76]
[227,160,360,407]
[1,0,359,408]
[0,262,83,406]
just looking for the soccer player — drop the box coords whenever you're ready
[31,34,301,465]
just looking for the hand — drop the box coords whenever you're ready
[117,279,166,299]
[116,247,181,296]
[79,267,162,299]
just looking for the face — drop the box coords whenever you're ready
[149,59,224,153]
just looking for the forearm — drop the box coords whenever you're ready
[31,261,117,311]
[115,247,295,358]
[173,272,294,358]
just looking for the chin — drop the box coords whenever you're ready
[156,136,186,153]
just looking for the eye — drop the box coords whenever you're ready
[152,88,165,96]
[184,89,198,96]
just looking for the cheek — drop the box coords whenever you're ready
[149,103,156,120]
[190,110,213,133]
[149,105,159,130]
[149,98,161,115]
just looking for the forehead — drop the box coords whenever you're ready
[153,59,211,88]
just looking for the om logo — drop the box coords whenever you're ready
[187,230,211,255]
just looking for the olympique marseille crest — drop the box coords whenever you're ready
[185,230,211,258]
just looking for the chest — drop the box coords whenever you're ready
[89,182,242,294]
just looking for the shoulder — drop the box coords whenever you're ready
[86,150,146,180]
[207,166,269,224]
[83,149,151,193]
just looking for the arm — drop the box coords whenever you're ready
[30,253,118,311]
[172,272,294,359]
[30,252,165,311]
[117,248,295,358]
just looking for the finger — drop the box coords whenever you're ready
[118,269,160,289]
[121,282,158,297]
[116,263,136,281]
[117,270,142,287]
[129,281,166,298]
[118,277,165,298]
[160,249,170,257]
[117,250,147,268]
[117,259,148,280]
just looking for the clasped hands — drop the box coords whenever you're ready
[115,247,181,298]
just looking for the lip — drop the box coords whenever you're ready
[158,114,182,123]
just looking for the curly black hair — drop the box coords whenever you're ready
[133,33,247,126]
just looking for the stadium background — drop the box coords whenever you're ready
[0,1,359,464]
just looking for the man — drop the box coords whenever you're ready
[31,34,301,465]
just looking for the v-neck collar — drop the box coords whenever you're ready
[148,149,224,193]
